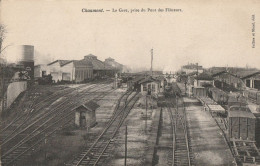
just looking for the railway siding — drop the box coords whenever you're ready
[184,97,235,166]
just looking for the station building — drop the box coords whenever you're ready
[46,54,120,82]
[47,60,93,82]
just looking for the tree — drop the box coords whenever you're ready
[0,24,7,54]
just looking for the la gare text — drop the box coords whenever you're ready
[82,8,182,13]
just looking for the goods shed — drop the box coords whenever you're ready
[228,106,256,141]
[75,101,100,128]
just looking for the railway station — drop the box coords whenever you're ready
[1,49,260,166]
[1,2,260,165]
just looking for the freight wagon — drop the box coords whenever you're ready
[227,95,247,108]
[244,89,260,105]
[228,106,256,141]
[193,87,207,97]
[208,87,229,104]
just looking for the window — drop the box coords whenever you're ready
[152,84,155,92]
[143,85,147,91]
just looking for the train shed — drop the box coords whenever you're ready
[75,101,100,128]
[83,54,117,78]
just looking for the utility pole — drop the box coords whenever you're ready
[125,125,128,166]
[196,63,199,87]
[150,48,153,77]
[145,95,147,133]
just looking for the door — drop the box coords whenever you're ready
[148,84,151,95]
[80,112,86,127]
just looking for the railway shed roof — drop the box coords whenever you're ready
[61,60,93,67]
[195,72,214,80]
[83,54,115,70]
[76,101,100,112]
[139,77,160,84]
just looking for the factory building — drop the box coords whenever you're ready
[83,54,116,78]
[34,64,47,78]
[47,59,93,82]
[47,60,71,82]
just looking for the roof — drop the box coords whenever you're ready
[47,60,71,66]
[237,71,260,79]
[139,76,160,84]
[105,57,115,61]
[211,70,227,77]
[83,54,115,70]
[85,54,97,58]
[196,73,213,80]
[153,76,165,81]
[104,58,123,69]
[132,76,145,83]
[229,108,255,118]
[76,101,100,112]
[211,70,260,79]
[74,60,93,67]
[182,63,203,70]
[61,60,93,67]
[207,104,225,112]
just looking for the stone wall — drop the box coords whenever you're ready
[6,81,27,108]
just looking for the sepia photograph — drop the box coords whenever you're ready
[0,0,260,165]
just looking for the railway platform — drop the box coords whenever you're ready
[184,97,235,166]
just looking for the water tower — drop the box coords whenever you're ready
[15,45,34,80]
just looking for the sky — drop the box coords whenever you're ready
[1,0,260,72]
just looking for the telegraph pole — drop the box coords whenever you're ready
[145,95,147,133]
[125,125,128,166]
[150,48,153,77]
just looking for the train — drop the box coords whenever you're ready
[208,87,229,105]
[244,88,260,104]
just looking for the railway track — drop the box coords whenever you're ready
[71,90,139,166]
[167,103,192,166]
[1,82,114,166]
[166,83,193,166]
[0,84,89,134]
[0,83,99,144]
